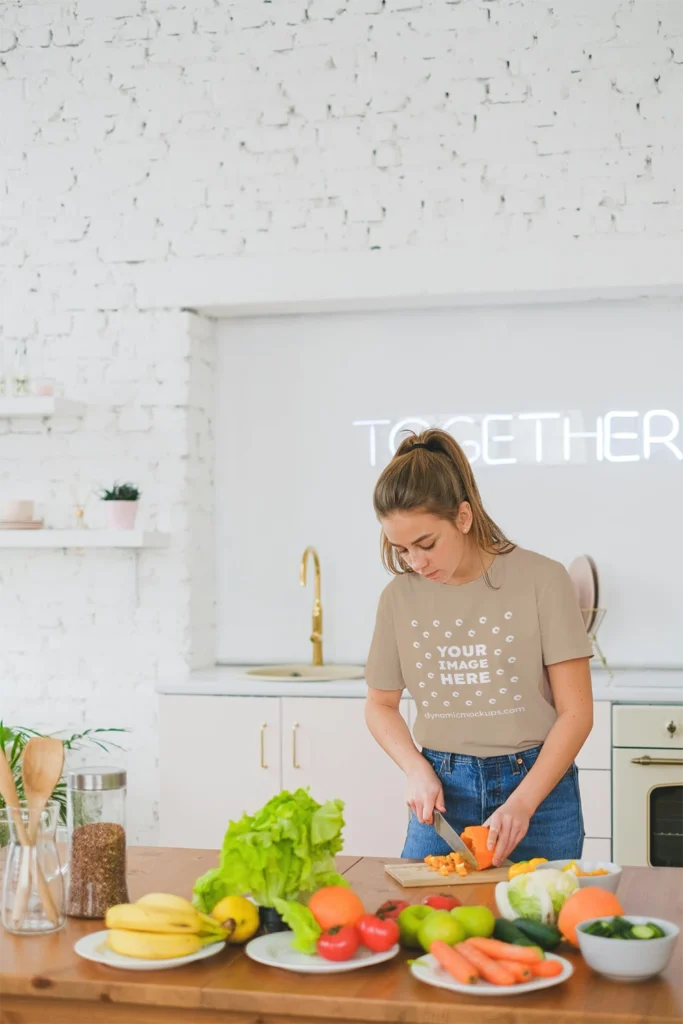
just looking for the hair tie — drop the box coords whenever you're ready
[410,442,434,451]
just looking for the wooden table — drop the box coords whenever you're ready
[1,847,681,1024]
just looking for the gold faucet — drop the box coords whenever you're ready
[300,546,323,666]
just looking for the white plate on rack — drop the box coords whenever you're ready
[245,931,399,973]
[568,555,598,631]
[411,950,573,996]
[74,931,226,971]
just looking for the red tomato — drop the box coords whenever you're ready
[422,894,462,911]
[357,914,401,953]
[375,899,410,921]
[317,925,361,962]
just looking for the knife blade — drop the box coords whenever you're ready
[432,811,479,869]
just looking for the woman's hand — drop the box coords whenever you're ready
[483,794,532,867]
[406,761,446,825]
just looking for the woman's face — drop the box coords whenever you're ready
[381,506,472,583]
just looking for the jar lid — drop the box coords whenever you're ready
[67,767,127,791]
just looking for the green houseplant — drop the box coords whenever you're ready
[100,481,141,531]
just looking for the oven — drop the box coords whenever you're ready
[613,704,683,867]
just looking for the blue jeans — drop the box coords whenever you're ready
[402,744,584,861]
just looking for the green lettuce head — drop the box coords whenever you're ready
[193,789,347,913]
[504,869,578,924]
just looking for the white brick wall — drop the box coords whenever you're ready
[0,0,681,843]
[0,309,215,845]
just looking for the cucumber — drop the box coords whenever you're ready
[631,924,659,940]
[512,918,563,950]
[493,919,540,948]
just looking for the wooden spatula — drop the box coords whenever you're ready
[14,738,65,927]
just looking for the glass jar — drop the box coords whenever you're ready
[1,801,66,935]
[66,767,129,919]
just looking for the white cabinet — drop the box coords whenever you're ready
[281,698,410,859]
[582,837,612,861]
[159,694,412,855]
[577,768,612,839]
[576,701,611,770]
[159,696,281,849]
[576,701,612,857]
[158,693,615,858]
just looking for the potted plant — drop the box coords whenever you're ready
[100,482,141,531]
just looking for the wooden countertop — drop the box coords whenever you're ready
[1,847,681,1024]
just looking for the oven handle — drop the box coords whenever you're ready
[631,755,683,766]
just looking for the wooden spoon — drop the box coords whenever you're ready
[14,738,65,927]
[22,737,65,844]
[0,748,30,845]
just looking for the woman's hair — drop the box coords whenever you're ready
[373,427,515,576]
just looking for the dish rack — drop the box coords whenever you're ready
[581,608,613,681]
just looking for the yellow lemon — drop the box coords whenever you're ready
[210,895,259,944]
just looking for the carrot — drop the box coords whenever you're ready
[458,941,516,986]
[497,959,532,983]
[430,940,479,985]
[529,958,563,978]
[467,936,543,963]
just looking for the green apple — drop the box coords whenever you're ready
[450,905,496,938]
[397,905,434,948]
[417,909,466,952]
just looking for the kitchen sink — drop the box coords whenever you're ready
[245,664,365,682]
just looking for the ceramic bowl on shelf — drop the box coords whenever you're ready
[538,860,622,894]
[577,916,679,982]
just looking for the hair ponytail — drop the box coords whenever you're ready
[373,428,515,576]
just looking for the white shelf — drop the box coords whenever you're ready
[0,397,85,418]
[0,530,169,548]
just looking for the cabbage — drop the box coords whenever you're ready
[497,869,578,925]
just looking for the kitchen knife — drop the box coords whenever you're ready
[433,811,479,869]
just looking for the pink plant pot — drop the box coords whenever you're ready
[105,501,139,531]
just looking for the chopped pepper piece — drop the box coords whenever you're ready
[508,857,548,880]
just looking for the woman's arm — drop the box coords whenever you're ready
[365,688,446,825]
[484,657,593,866]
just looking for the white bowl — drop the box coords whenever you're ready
[538,859,621,894]
[577,916,679,982]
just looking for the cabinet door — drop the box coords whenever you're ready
[159,696,281,850]
[582,838,612,861]
[281,697,410,859]
[577,768,611,839]
[576,702,611,770]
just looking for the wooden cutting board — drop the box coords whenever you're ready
[384,861,511,888]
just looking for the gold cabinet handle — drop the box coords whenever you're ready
[260,723,268,770]
[292,722,301,769]
[631,755,683,766]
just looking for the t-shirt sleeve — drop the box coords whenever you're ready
[365,584,405,691]
[538,564,594,666]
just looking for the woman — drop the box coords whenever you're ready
[365,428,593,867]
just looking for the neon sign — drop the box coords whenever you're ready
[352,410,682,467]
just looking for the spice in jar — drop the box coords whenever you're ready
[66,821,129,918]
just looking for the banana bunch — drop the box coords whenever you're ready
[105,892,231,960]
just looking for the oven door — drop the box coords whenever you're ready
[613,747,683,867]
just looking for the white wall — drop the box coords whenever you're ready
[1,0,681,840]
[215,298,683,669]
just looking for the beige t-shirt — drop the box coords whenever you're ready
[366,546,593,757]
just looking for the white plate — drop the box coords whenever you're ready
[245,931,399,974]
[411,950,573,996]
[74,931,226,971]
[568,555,597,630]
